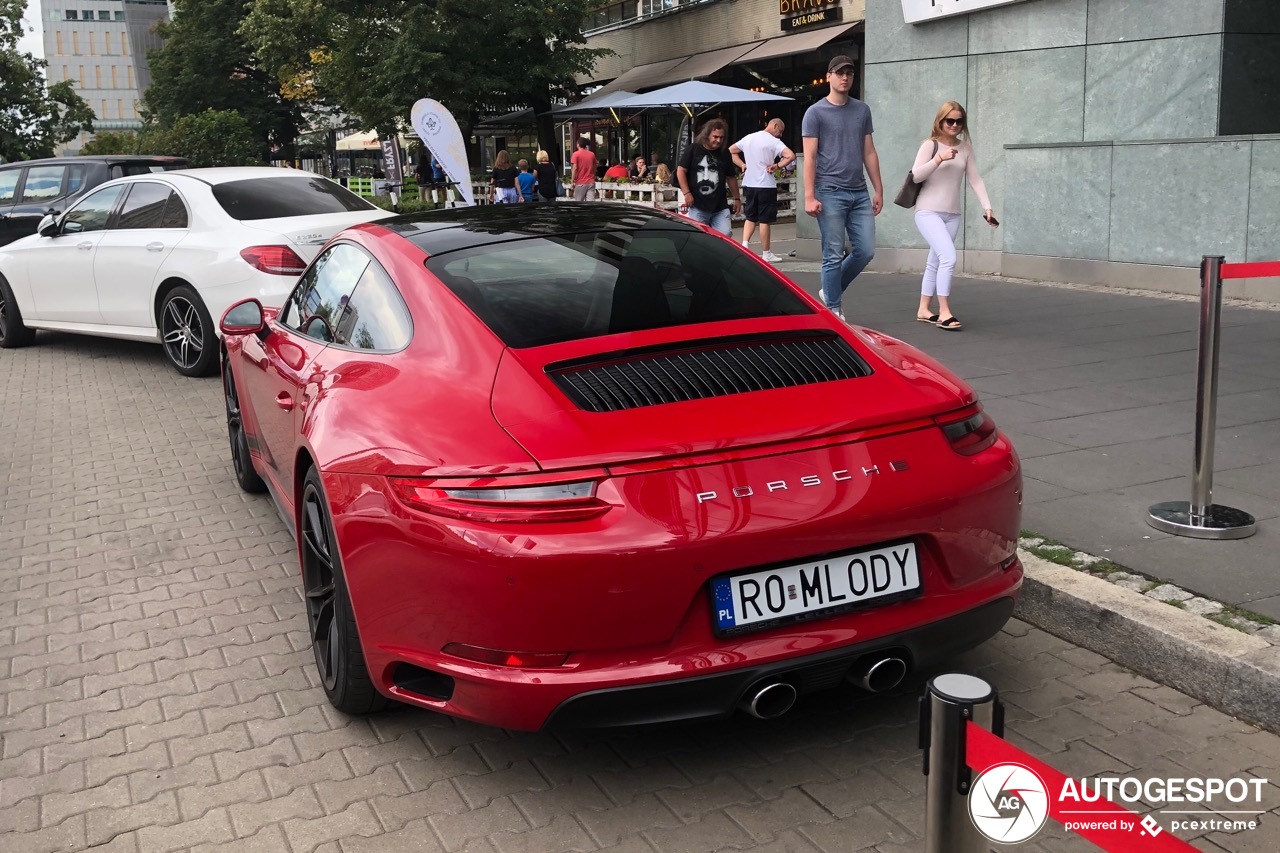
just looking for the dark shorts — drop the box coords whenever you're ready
[743,187,779,224]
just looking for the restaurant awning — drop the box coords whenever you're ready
[737,21,865,65]
[664,43,757,82]
[590,58,688,98]
[734,21,863,65]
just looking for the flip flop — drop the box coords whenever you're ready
[936,316,963,330]
[916,314,940,323]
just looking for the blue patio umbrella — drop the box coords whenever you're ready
[610,82,792,115]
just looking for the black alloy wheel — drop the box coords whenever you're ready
[159,285,217,376]
[299,467,387,714]
[0,276,36,348]
[222,351,266,493]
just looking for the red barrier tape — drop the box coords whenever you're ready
[1220,261,1280,280]
[966,722,1198,851]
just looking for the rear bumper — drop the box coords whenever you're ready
[543,595,1016,729]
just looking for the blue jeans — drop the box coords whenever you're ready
[687,205,732,236]
[815,185,875,311]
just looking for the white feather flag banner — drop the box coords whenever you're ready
[411,98,474,207]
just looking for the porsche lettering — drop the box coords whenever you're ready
[696,463,909,503]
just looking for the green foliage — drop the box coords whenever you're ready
[1,1,95,160]
[366,195,440,214]
[79,111,263,166]
[159,111,266,167]
[80,131,143,156]
[240,0,609,153]
[145,0,301,159]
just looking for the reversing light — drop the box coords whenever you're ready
[442,643,569,668]
[240,245,307,276]
[936,405,998,456]
[389,475,611,522]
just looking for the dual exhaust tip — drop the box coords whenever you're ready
[738,655,908,720]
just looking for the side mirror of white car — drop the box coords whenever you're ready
[37,214,58,237]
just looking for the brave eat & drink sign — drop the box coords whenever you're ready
[901,0,1032,24]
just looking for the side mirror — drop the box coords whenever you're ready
[37,215,59,237]
[220,299,266,336]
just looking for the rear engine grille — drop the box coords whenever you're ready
[548,334,871,413]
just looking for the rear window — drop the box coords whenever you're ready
[426,226,813,348]
[211,177,376,220]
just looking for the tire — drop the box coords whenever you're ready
[222,350,266,494]
[0,275,37,348]
[300,466,389,715]
[159,284,217,377]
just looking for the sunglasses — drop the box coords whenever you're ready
[943,117,965,126]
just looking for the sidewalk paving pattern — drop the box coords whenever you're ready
[3,252,1279,850]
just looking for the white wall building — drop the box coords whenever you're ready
[37,0,171,154]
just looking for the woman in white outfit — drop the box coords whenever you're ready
[910,102,997,330]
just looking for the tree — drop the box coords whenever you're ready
[240,0,607,157]
[1,0,94,160]
[79,111,263,166]
[144,0,301,160]
[161,110,264,167]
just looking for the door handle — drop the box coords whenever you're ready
[77,241,93,250]
[146,241,164,252]
[275,393,294,412]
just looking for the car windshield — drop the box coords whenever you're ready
[211,177,377,220]
[425,224,813,348]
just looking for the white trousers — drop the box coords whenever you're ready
[915,210,961,297]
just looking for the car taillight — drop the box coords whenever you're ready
[240,245,307,276]
[389,474,611,523]
[936,405,998,456]
[441,643,569,668]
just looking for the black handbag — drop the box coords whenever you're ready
[893,140,939,209]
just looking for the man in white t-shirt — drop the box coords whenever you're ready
[729,118,795,263]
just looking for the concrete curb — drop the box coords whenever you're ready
[1014,551,1280,735]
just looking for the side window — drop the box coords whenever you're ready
[333,258,412,350]
[62,185,126,234]
[279,243,371,342]
[161,193,189,228]
[19,166,68,203]
[0,170,18,204]
[116,182,174,229]
[66,165,89,195]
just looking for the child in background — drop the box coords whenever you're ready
[516,159,538,202]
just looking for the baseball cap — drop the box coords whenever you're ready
[827,55,856,73]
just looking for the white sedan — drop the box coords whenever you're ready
[0,167,393,376]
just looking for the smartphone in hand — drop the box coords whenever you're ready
[984,213,1000,227]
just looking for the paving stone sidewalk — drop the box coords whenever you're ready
[2,329,1278,852]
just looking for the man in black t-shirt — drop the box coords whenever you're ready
[676,118,740,236]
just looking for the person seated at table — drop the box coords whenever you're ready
[629,156,652,182]
[603,161,630,181]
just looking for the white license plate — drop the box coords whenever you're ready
[711,542,920,634]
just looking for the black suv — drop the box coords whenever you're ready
[0,155,189,247]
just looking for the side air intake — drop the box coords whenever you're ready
[548,333,872,413]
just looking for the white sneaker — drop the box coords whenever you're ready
[833,308,846,321]
[762,250,783,263]
[741,239,750,249]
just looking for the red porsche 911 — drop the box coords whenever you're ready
[218,203,1022,731]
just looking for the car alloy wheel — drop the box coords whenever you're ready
[299,468,387,714]
[0,276,36,348]
[159,285,217,377]
[222,352,265,493]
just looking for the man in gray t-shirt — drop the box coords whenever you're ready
[802,55,884,319]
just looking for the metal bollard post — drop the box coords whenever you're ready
[1148,256,1257,539]
[920,673,1003,853]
